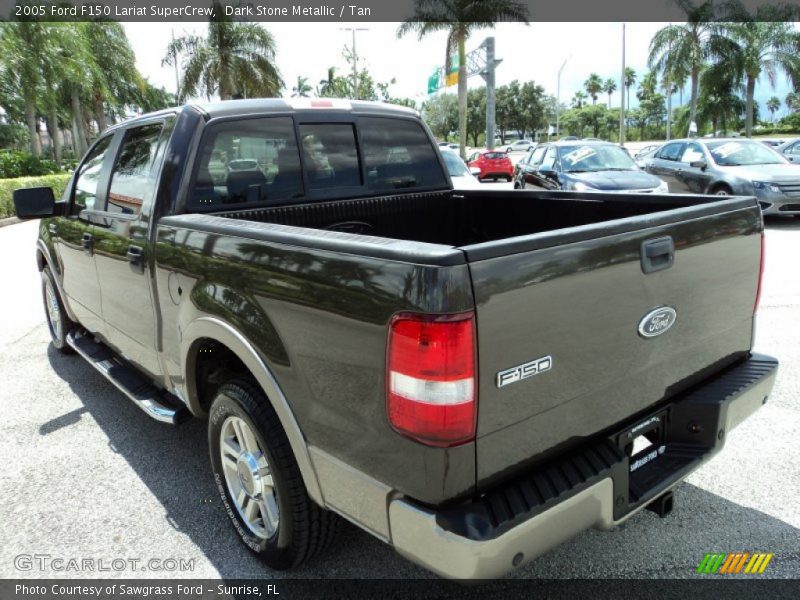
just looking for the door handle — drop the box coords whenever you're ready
[82,232,93,256]
[641,236,674,274]
[126,245,145,274]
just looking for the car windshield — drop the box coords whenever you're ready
[706,140,786,166]
[484,152,507,160]
[559,145,636,172]
[440,150,470,177]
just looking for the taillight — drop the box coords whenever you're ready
[754,232,765,313]
[387,312,477,447]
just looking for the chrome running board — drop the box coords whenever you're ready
[66,330,190,425]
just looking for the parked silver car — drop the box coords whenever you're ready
[645,138,800,216]
[775,138,800,163]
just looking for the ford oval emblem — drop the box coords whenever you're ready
[638,306,677,338]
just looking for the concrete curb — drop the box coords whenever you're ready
[0,216,21,228]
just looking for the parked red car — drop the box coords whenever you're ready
[467,150,515,181]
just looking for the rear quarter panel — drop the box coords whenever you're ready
[153,222,478,505]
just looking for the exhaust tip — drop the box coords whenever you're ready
[646,491,674,518]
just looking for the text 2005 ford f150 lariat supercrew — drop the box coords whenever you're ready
[14,99,778,579]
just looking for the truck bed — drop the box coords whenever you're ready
[161,189,763,501]
[208,189,741,252]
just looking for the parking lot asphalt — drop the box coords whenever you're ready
[0,216,798,582]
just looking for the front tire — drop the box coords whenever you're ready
[712,185,733,196]
[208,379,338,570]
[42,267,74,353]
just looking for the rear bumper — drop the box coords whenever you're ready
[388,353,778,579]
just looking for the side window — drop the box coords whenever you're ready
[681,143,704,164]
[298,123,361,190]
[73,136,113,211]
[656,142,685,162]
[788,142,800,156]
[189,117,302,209]
[106,123,165,216]
[360,117,447,191]
[528,146,546,167]
[540,146,557,170]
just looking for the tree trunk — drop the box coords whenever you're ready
[608,92,612,108]
[94,98,108,133]
[47,109,62,165]
[71,90,88,156]
[25,102,41,157]
[457,33,467,159]
[689,67,699,131]
[745,75,756,138]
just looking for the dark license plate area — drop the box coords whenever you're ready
[610,408,711,519]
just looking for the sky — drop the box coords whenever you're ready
[122,21,795,118]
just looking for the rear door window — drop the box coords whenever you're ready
[360,117,446,191]
[656,142,686,162]
[190,117,303,209]
[540,146,558,170]
[528,145,546,167]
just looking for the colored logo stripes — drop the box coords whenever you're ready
[696,552,774,574]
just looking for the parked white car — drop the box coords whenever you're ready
[440,148,483,189]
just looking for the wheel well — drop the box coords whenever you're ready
[710,183,732,194]
[36,249,46,271]
[192,338,250,413]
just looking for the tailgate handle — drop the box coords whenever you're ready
[641,236,674,273]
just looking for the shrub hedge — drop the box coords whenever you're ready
[0,150,65,179]
[0,173,71,219]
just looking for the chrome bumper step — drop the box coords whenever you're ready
[66,331,190,425]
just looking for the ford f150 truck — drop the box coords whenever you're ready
[14,99,778,579]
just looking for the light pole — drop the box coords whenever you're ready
[556,56,569,138]
[619,23,626,146]
[340,27,369,100]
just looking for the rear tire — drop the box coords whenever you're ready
[41,266,74,354]
[208,379,338,570]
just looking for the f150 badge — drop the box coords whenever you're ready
[638,306,677,338]
[496,356,552,388]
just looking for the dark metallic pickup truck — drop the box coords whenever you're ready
[15,99,778,579]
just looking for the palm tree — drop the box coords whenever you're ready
[624,66,637,111]
[397,0,529,158]
[712,5,800,137]
[584,73,603,105]
[0,21,49,155]
[603,77,617,107]
[787,91,800,113]
[572,91,587,109]
[766,96,781,122]
[163,4,283,100]
[648,1,717,134]
[318,67,337,96]
[291,76,312,98]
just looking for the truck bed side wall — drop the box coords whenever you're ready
[154,222,477,506]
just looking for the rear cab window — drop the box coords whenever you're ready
[187,113,446,211]
[360,117,446,191]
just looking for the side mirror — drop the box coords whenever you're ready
[690,160,707,170]
[469,167,481,176]
[13,187,56,219]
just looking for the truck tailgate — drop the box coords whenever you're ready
[465,201,762,486]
